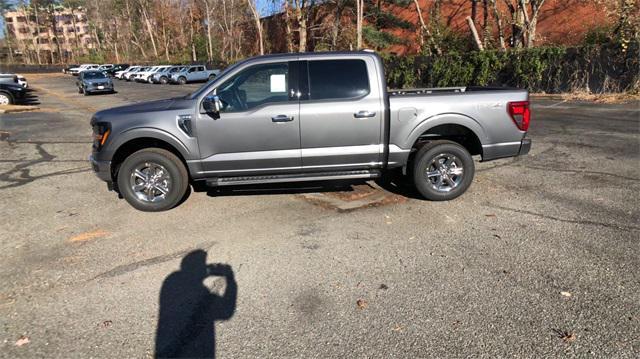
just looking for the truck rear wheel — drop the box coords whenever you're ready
[412,140,475,201]
[117,148,189,212]
[178,76,187,85]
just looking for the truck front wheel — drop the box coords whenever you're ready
[412,140,475,201]
[117,148,189,211]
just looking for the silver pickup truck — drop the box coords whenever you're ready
[90,51,531,211]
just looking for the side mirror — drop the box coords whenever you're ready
[203,95,222,114]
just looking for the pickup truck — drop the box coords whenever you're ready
[169,65,219,84]
[90,51,531,211]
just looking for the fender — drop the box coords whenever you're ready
[108,126,196,160]
[403,113,489,149]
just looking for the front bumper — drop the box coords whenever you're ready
[89,154,112,182]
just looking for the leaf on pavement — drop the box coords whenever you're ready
[356,299,368,309]
[14,335,29,347]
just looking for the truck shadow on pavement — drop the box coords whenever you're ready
[155,250,237,359]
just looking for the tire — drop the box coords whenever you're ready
[208,74,215,81]
[78,87,83,94]
[0,91,14,105]
[117,148,189,212]
[178,76,187,85]
[412,140,475,201]
[159,76,168,85]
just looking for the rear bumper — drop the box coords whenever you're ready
[481,138,532,162]
[518,138,531,156]
[89,155,112,182]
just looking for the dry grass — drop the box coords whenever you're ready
[0,104,39,113]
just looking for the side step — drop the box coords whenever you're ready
[206,170,381,187]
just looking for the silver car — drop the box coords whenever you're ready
[151,66,186,84]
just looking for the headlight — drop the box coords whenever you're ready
[92,122,111,150]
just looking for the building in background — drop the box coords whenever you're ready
[2,6,94,64]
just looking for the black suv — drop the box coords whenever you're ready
[0,82,27,105]
[105,64,130,77]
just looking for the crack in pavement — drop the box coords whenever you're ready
[91,241,217,281]
[485,203,640,232]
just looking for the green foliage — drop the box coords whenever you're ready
[384,43,639,94]
[77,49,105,64]
[363,25,405,50]
[583,25,614,46]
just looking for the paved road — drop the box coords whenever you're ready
[1,74,638,358]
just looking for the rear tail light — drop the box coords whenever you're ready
[507,101,530,131]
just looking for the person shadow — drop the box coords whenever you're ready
[155,250,237,358]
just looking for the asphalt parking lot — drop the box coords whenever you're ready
[1,74,638,358]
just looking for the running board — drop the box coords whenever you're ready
[206,170,381,187]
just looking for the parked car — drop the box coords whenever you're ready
[97,64,115,72]
[76,70,114,96]
[105,64,130,77]
[89,51,532,211]
[69,64,99,75]
[0,73,19,85]
[169,65,219,84]
[115,66,139,80]
[151,65,186,84]
[134,66,166,83]
[63,64,79,74]
[0,82,27,105]
[124,66,149,81]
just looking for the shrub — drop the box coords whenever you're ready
[383,42,639,94]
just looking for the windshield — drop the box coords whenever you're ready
[83,72,106,79]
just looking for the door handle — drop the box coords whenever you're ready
[354,110,376,118]
[272,115,294,122]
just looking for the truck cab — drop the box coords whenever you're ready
[90,51,530,211]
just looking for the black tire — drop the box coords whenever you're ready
[412,140,475,201]
[159,76,168,84]
[117,148,189,212]
[208,74,215,81]
[0,91,14,105]
[178,76,187,85]
[78,86,83,94]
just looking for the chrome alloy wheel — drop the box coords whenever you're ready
[425,153,464,193]
[0,93,10,105]
[130,162,172,203]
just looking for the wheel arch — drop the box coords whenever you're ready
[109,135,190,183]
[406,114,487,157]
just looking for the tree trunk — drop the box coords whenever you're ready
[204,0,213,61]
[356,0,363,49]
[294,0,307,52]
[466,16,484,50]
[141,6,159,58]
[247,0,264,55]
[490,0,506,50]
[284,0,294,52]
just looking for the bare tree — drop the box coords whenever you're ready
[247,0,264,54]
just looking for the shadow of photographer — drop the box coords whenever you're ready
[155,250,237,358]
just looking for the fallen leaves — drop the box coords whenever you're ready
[68,229,109,243]
[99,320,113,328]
[553,329,577,344]
[356,299,368,310]
[14,335,29,347]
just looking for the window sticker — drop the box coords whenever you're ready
[270,74,286,93]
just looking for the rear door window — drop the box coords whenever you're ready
[307,60,370,101]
